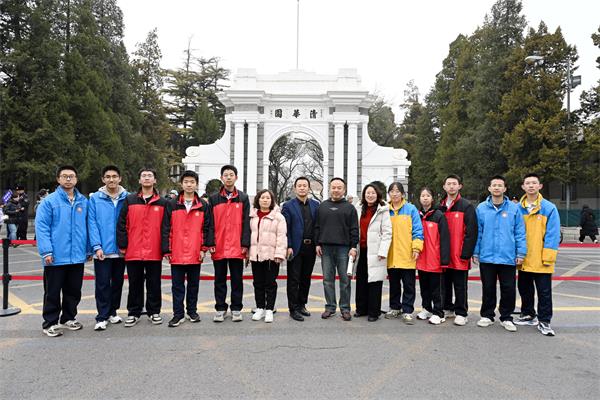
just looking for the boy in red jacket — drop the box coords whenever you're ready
[205,165,251,322]
[117,168,170,327]
[167,170,209,327]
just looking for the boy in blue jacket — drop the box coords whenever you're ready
[88,165,128,331]
[473,175,526,332]
[35,165,89,337]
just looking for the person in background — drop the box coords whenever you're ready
[15,184,29,240]
[579,205,598,243]
[354,183,392,322]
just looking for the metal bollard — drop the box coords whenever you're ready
[1,238,21,316]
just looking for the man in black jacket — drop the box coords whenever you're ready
[315,178,359,321]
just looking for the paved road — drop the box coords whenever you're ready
[1,244,599,399]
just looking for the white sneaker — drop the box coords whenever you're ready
[402,313,414,325]
[61,320,83,330]
[264,310,274,323]
[231,311,243,322]
[454,315,468,326]
[252,308,265,321]
[42,325,63,337]
[477,317,494,327]
[538,321,556,336]
[444,310,456,319]
[94,321,108,331]
[417,310,433,320]
[429,315,446,325]
[501,320,517,332]
[213,311,226,323]
[108,315,122,324]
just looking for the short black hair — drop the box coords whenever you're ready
[101,165,121,177]
[294,176,310,187]
[254,189,276,210]
[522,173,541,183]
[444,174,462,185]
[388,181,405,194]
[221,164,238,176]
[56,165,78,178]
[138,167,156,178]
[489,175,506,185]
[329,177,346,185]
[180,170,199,184]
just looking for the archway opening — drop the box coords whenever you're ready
[268,132,324,203]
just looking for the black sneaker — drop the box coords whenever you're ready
[187,312,201,323]
[168,316,184,327]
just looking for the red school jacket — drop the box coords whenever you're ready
[169,193,210,265]
[117,190,170,261]
[437,194,478,270]
[416,208,451,273]
[204,187,250,261]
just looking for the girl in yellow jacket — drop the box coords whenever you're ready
[385,182,424,324]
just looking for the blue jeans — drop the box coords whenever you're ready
[7,224,17,241]
[321,245,351,313]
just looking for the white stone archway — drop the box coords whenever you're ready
[183,68,411,200]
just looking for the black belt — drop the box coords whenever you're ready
[302,239,313,244]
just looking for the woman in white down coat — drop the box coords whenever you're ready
[354,183,392,321]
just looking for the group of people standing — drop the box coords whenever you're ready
[34,164,561,339]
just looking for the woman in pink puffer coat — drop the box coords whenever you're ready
[249,189,287,323]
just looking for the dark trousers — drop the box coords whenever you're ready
[480,263,516,322]
[94,257,126,322]
[518,271,553,323]
[252,260,280,310]
[42,264,84,329]
[286,243,316,312]
[213,258,243,311]
[418,270,443,318]
[16,216,27,240]
[126,260,162,317]
[355,248,383,318]
[388,268,416,313]
[579,233,597,242]
[441,268,469,317]
[171,264,200,317]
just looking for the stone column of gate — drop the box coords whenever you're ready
[234,122,245,189]
[246,122,258,195]
[347,123,358,197]
[333,123,344,179]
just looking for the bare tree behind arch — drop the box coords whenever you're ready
[268,133,323,203]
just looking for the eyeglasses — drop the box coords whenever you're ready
[103,175,120,180]
[59,174,77,180]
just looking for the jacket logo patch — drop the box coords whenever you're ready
[236,204,239,208]
[76,207,82,213]
[428,223,434,227]
[195,212,200,216]
[154,206,160,211]
[537,215,542,220]
[502,212,508,218]
[455,214,459,218]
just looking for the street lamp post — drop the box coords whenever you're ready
[525,53,581,226]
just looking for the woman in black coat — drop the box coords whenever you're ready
[579,205,598,243]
